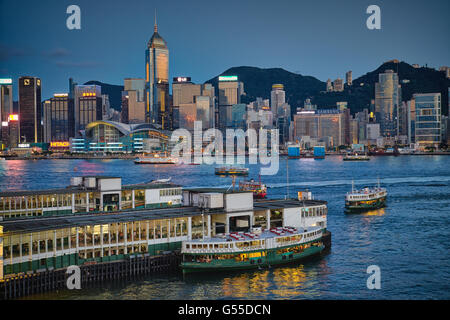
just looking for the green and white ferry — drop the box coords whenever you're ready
[181,226,324,274]
[181,190,328,274]
[345,181,387,212]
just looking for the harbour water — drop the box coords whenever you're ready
[1,155,449,299]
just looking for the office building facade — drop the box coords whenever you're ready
[375,70,402,137]
[19,76,42,143]
[414,93,441,149]
[74,85,102,135]
[145,19,170,129]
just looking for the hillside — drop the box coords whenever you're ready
[206,62,450,116]
[205,66,325,106]
[84,80,124,111]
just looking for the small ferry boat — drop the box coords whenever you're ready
[215,166,249,176]
[134,153,178,164]
[239,178,267,199]
[345,181,387,212]
[343,153,370,161]
[181,226,325,274]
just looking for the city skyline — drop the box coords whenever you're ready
[1,0,449,101]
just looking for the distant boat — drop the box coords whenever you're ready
[343,153,370,161]
[239,178,267,199]
[134,153,178,164]
[345,180,387,213]
[215,166,249,176]
[150,177,172,184]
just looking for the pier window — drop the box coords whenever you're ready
[270,210,283,228]
[71,228,77,248]
[140,222,148,241]
[12,235,20,258]
[39,232,46,253]
[191,216,205,240]
[121,190,133,210]
[4,237,11,259]
[134,190,145,208]
[32,232,39,255]
[56,230,62,251]
[22,236,30,256]
[118,223,125,242]
[254,211,267,229]
[85,226,93,247]
[102,224,109,245]
[74,193,87,212]
[162,221,168,238]
[93,225,101,246]
[109,223,117,243]
[126,223,132,241]
[149,220,155,239]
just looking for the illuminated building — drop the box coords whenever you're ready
[70,120,170,153]
[333,78,344,92]
[172,77,215,130]
[74,85,102,135]
[346,71,352,86]
[43,93,75,142]
[19,76,42,143]
[375,70,402,137]
[0,78,13,144]
[0,78,13,123]
[145,14,170,129]
[270,84,285,117]
[293,108,346,147]
[1,114,20,148]
[414,93,441,149]
[122,78,146,124]
[218,76,244,130]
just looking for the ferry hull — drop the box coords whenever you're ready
[345,197,386,212]
[181,243,324,274]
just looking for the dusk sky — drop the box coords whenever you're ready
[1,0,449,101]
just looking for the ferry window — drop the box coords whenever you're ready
[32,232,39,254]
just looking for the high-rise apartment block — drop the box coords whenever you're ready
[375,70,402,137]
[414,93,441,149]
[19,76,42,143]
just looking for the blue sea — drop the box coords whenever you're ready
[1,155,449,299]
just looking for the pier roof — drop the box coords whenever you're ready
[0,206,206,233]
[253,199,327,210]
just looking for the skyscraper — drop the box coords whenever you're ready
[0,78,13,123]
[270,84,285,117]
[44,93,75,142]
[19,76,42,143]
[333,78,344,92]
[122,78,146,124]
[145,14,170,129]
[0,78,13,143]
[346,71,352,86]
[218,76,243,130]
[74,85,102,135]
[172,77,215,130]
[414,93,441,149]
[375,70,401,137]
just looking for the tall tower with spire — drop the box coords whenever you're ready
[145,10,170,129]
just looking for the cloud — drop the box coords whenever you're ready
[0,44,30,61]
[55,60,102,68]
[42,48,71,58]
